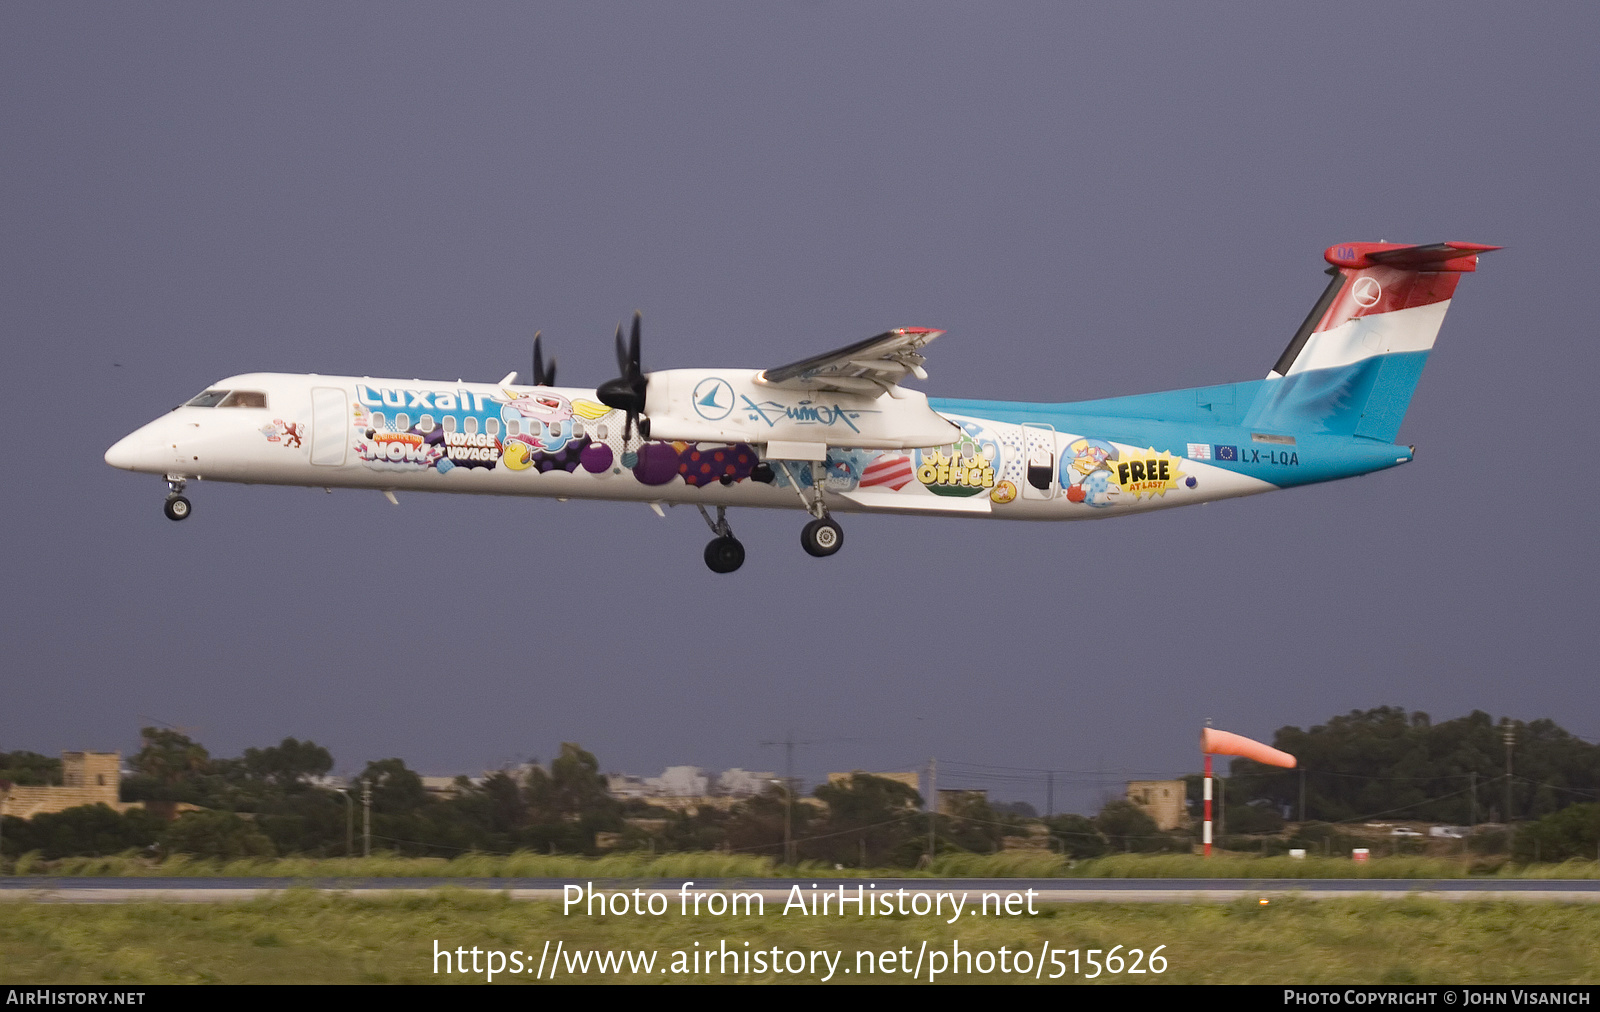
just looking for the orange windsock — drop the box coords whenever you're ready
[1201,727,1296,768]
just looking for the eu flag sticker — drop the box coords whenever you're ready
[1214,445,1237,461]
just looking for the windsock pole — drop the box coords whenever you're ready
[1203,753,1213,857]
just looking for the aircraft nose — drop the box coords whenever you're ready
[104,429,152,471]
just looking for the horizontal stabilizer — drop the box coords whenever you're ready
[1326,241,1501,272]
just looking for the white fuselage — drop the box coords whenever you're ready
[105,372,1276,520]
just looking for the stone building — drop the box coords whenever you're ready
[0,751,135,819]
[1126,779,1187,831]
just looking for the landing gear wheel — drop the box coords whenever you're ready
[801,516,843,557]
[704,535,745,574]
[163,496,191,522]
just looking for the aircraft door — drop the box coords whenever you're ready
[310,387,348,466]
[1021,423,1056,499]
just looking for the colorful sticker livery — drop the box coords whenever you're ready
[1110,447,1185,499]
[1062,437,1119,506]
[677,443,758,487]
[107,239,1499,575]
[914,423,1000,498]
[859,453,914,490]
[261,420,304,447]
[1059,439,1185,505]
[356,428,446,471]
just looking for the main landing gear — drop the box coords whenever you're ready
[698,505,745,574]
[775,461,845,560]
[163,476,191,522]
[801,516,843,557]
[697,460,847,573]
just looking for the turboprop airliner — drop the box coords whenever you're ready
[106,241,1496,573]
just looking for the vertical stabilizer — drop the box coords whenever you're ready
[1244,242,1498,441]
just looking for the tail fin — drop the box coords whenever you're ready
[1244,241,1498,441]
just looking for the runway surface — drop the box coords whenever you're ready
[2,877,1597,903]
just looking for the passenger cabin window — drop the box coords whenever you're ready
[394,413,410,431]
[443,416,456,433]
[572,421,584,438]
[218,390,267,408]
[370,412,386,430]
[465,417,479,435]
[185,390,230,407]
[418,415,434,432]
[485,418,499,436]
[506,419,521,436]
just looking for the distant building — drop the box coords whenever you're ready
[714,769,777,798]
[648,766,709,797]
[604,766,778,814]
[420,776,467,799]
[1126,780,1186,830]
[0,751,138,820]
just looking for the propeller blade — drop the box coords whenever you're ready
[629,311,642,377]
[598,311,648,437]
[532,332,545,386]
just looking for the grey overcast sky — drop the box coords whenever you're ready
[3,3,1596,813]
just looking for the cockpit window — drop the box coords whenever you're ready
[219,390,268,408]
[185,390,230,407]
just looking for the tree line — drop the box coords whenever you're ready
[3,707,1598,865]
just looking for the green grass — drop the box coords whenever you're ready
[1,892,1597,984]
[14,850,1600,880]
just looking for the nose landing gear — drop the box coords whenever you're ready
[697,505,744,574]
[163,475,191,521]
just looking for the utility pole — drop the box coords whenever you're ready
[1470,771,1477,828]
[782,778,794,866]
[1046,771,1054,820]
[926,756,937,863]
[1503,720,1515,825]
[335,788,353,857]
[361,778,372,858]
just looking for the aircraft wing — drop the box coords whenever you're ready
[757,327,944,394]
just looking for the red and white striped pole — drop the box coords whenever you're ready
[1203,753,1213,857]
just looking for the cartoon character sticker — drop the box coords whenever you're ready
[1062,437,1119,506]
[261,420,305,447]
[499,389,575,454]
[1059,439,1184,506]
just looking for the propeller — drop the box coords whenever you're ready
[596,311,650,440]
[531,331,555,386]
